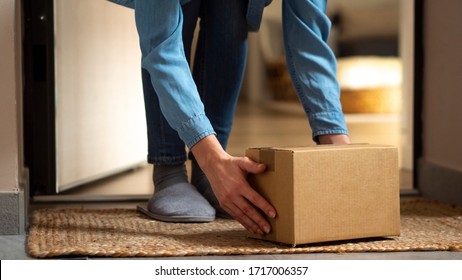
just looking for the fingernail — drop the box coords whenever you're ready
[268,211,276,218]
[263,225,270,234]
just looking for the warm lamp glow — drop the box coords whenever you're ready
[337,56,402,90]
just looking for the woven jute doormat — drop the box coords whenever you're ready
[27,199,462,258]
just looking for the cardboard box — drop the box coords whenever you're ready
[246,144,400,246]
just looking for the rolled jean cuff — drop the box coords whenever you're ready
[313,129,349,138]
[309,111,349,140]
[177,113,216,149]
[147,154,187,165]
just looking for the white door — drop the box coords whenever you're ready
[54,0,147,192]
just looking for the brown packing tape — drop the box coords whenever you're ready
[245,148,261,163]
[259,149,275,172]
[246,147,276,171]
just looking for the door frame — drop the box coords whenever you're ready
[23,0,56,195]
[412,0,424,193]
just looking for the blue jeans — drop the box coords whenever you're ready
[139,0,248,164]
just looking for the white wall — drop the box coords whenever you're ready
[417,0,462,205]
[423,0,462,171]
[0,0,22,193]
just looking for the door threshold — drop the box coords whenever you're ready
[32,194,151,203]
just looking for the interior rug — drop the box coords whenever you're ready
[27,199,462,258]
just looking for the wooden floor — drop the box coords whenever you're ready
[54,100,412,198]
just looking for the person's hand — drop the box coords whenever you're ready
[318,134,351,145]
[191,135,276,235]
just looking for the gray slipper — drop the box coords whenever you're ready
[137,202,215,222]
[137,183,215,223]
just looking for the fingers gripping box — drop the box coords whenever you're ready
[246,144,400,246]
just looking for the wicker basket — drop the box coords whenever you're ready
[341,87,402,114]
[337,56,402,113]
